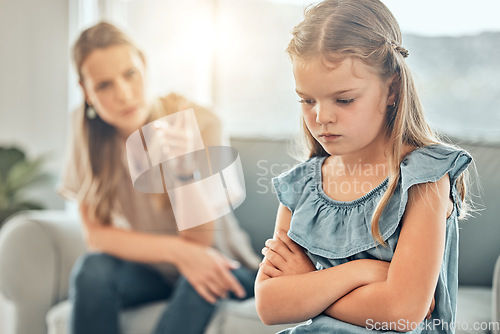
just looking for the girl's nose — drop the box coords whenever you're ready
[315,104,336,125]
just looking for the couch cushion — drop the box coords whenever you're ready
[205,298,300,334]
[46,298,297,334]
[48,289,492,334]
[456,287,493,334]
[46,299,167,334]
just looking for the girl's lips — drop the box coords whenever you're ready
[319,134,341,141]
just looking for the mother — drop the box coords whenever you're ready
[59,22,259,334]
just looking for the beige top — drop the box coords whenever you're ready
[58,93,261,281]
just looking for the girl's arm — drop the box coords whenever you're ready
[255,204,389,325]
[323,175,451,331]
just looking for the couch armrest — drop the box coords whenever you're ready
[493,254,500,334]
[0,210,85,334]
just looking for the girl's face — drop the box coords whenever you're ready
[80,45,149,138]
[293,56,395,160]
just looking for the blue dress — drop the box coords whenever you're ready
[272,144,473,334]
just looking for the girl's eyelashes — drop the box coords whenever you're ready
[337,98,355,104]
[298,98,355,105]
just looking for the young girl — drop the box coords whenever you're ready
[59,22,260,334]
[255,1,472,333]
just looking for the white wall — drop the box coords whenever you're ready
[0,0,69,211]
[0,0,69,332]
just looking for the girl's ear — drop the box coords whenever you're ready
[386,74,400,106]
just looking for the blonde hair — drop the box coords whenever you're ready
[287,0,469,246]
[72,22,150,224]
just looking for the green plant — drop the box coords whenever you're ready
[0,146,49,226]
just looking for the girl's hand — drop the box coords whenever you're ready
[426,292,436,320]
[355,258,391,285]
[351,258,437,320]
[260,229,316,277]
[175,239,246,304]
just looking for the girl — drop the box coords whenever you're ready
[255,1,472,333]
[59,22,260,334]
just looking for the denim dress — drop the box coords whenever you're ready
[272,144,472,334]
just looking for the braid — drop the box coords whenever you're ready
[388,39,409,58]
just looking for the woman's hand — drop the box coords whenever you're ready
[152,112,199,179]
[175,239,246,304]
[260,229,316,278]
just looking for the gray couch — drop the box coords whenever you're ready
[0,138,499,334]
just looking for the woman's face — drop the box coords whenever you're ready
[293,56,394,160]
[80,45,149,138]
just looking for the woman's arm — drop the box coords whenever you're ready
[255,204,388,325]
[178,221,215,247]
[79,202,184,263]
[79,203,245,304]
[323,175,451,331]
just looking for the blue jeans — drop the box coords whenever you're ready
[68,252,257,334]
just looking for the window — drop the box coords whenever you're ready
[71,0,500,141]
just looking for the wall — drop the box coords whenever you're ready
[0,0,69,332]
[0,0,69,211]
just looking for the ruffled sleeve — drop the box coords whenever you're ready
[272,158,317,213]
[399,143,473,218]
[279,144,473,260]
[377,144,473,254]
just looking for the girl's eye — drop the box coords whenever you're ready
[337,98,355,104]
[299,99,315,105]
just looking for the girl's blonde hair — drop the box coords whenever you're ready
[72,22,150,224]
[287,0,469,246]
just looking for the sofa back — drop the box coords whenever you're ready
[453,141,500,286]
[230,138,298,255]
[230,137,500,287]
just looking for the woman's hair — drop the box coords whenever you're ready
[72,22,147,224]
[287,0,470,246]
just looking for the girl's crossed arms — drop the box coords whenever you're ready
[255,173,449,331]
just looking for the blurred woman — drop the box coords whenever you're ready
[59,22,260,334]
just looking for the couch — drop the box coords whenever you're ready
[0,137,499,334]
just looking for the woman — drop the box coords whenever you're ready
[59,21,260,334]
